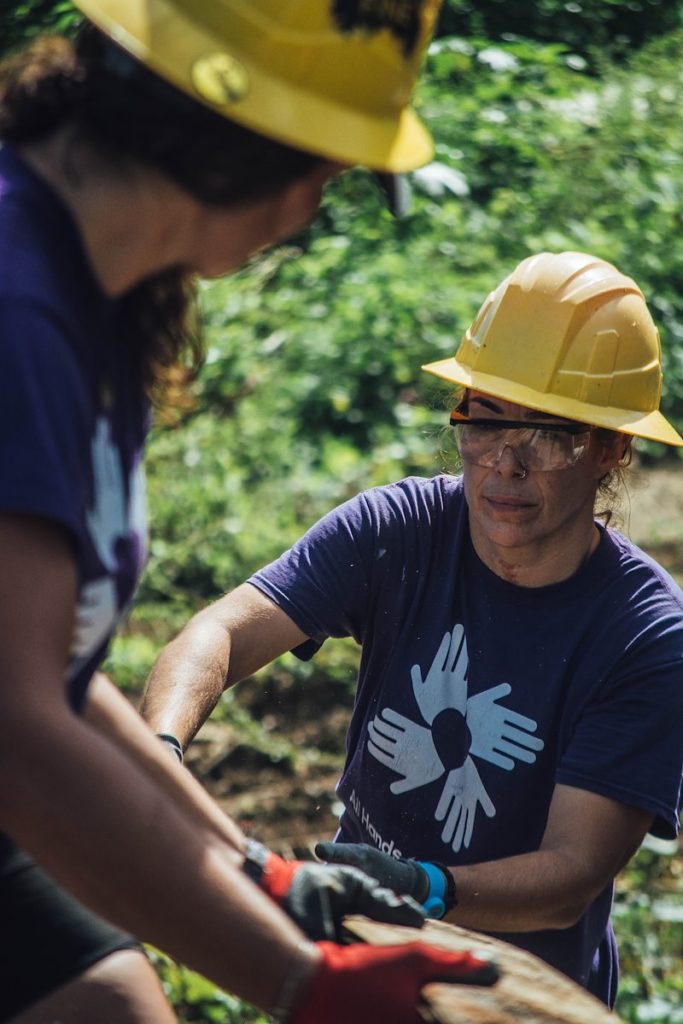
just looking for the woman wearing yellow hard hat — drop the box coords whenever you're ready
[141,251,682,1010]
[0,2,502,1022]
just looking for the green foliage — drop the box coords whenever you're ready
[4,2,680,1020]
[148,949,267,1024]
[0,0,79,55]
[613,844,683,1023]
[102,25,683,1021]
[438,0,683,61]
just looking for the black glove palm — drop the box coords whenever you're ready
[286,861,426,941]
[315,842,430,903]
[242,840,426,942]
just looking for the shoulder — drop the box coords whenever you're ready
[356,474,464,523]
[603,529,683,610]
[0,146,101,337]
[593,530,683,668]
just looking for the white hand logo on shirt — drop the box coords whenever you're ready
[368,709,444,794]
[366,623,544,852]
[69,417,147,678]
[86,417,128,572]
[468,683,544,770]
[436,758,496,851]
[410,624,468,719]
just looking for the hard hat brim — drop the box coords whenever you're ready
[73,0,434,172]
[422,356,683,447]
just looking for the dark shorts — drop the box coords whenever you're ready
[0,838,140,1021]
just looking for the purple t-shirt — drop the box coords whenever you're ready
[0,144,148,712]
[250,474,683,1003]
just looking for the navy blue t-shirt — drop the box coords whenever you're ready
[250,474,683,1003]
[0,144,148,714]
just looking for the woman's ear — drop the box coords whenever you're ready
[595,431,631,478]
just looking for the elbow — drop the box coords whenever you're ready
[548,899,591,929]
[545,877,606,930]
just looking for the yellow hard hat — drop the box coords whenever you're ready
[423,251,683,447]
[71,0,441,172]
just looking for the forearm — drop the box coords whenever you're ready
[86,671,244,850]
[0,699,318,1012]
[141,584,309,751]
[445,788,652,933]
[445,849,598,932]
[140,614,231,747]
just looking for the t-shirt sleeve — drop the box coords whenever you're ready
[0,299,90,541]
[557,605,683,839]
[249,490,381,658]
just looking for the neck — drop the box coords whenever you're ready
[18,131,197,295]
[469,514,602,588]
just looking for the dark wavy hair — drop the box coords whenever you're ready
[0,26,323,410]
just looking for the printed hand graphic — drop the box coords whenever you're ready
[70,578,118,660]
[436,757,495,852]
[410,625,468,724]
[467,683,544,770]
[86,418,127,571]
[368,708,445,794]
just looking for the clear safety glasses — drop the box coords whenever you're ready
[450,411,592,472]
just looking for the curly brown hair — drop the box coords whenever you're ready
[0,28,323,411]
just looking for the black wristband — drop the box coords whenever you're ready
[433,861,458,911]
[156,732,183,763]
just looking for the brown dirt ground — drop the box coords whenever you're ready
[186,464,683,857]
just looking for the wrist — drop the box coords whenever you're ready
[415,861,457,919]
[270,940,320,1024]
[242,839,296,903]
[156,732,183,763]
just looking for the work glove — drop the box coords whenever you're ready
[289,939,498,1024]
[316,841,456,920]
[242,839,426,942]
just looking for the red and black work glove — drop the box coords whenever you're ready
[290,940,498,1024]
[315,841,457,920]
[242,839,426,942]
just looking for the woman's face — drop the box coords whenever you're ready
[189,160,342,278]
[461,391,623,570]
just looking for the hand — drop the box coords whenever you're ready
[467,683,544,770]
[315,842,429,903]
[436,758,495,852]
[411,625,469,723]
[290,940,498,1024]
[244,842,426,941]
[367,708,445,794]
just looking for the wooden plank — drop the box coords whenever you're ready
[343,917,622,1024]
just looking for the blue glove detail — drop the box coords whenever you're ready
[416,860,447,919]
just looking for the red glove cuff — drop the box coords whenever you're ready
[260,850,300,904]
[242,840,301,905]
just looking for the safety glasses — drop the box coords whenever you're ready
[450,411,592,472]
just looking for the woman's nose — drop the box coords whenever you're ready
[494,442,527,478]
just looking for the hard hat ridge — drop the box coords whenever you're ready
[422,251,683,447]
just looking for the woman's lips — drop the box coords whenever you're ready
[483,493,535,511]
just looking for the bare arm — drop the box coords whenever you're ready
[446,784,653,931]
[319,782,654,933]
[140,582,308,748]
[0,516,319,1013]
[85,671,247,849]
